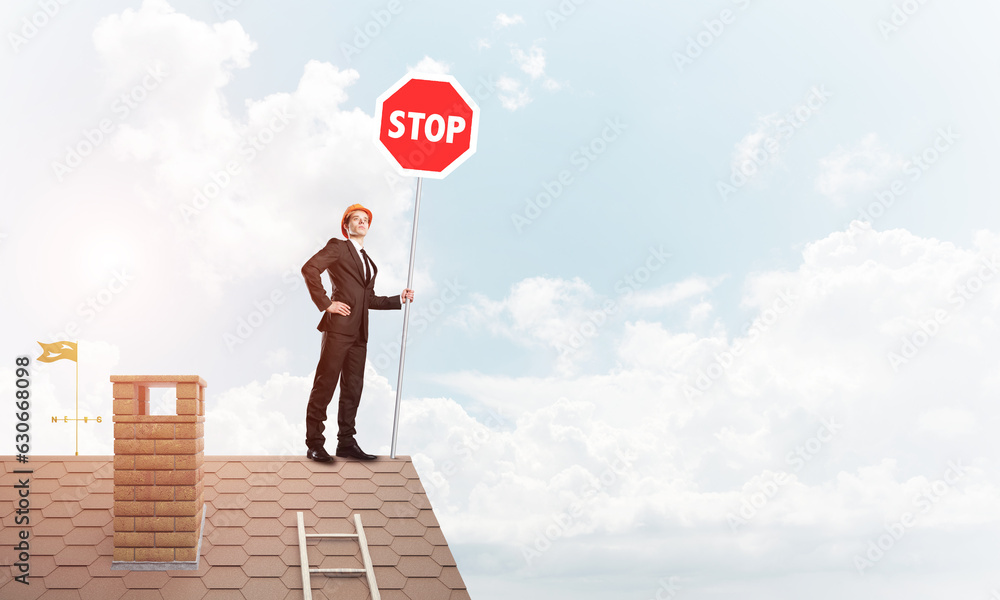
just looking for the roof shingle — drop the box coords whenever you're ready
[1,455,469,599]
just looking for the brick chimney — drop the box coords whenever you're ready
[110,375,207,569]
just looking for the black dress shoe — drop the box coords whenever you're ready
[335,441,376,460]
[307,447,333,462]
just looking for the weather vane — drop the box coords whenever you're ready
[37,341,102,456]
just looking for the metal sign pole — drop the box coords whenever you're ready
[390,177,422,459]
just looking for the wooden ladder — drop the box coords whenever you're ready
[296,511,381,600]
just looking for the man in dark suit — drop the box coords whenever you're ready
[301,203,415,462]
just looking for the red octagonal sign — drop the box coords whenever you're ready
[374,72,480,179]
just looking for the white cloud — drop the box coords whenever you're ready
[496,45,563,110]
[12,1,425,348]
[205,372,310,455]
[497,76,532,111]
[83,1,422,298]
[730,113,786,182]
[94,0,256,90]
[686,300,715,328]
[816,133,906,205]
[512,45,546,79]
[624,275,727,310]
[408,55,450,76]
[456,274,727,374]
[495,13,525,28]
[483,41,562,111]
[454,276,596,372]
[541,78,563,92]
[263,347,290,370]
[424,224,1000,581]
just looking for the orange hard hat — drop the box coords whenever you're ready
[341,203,373,238]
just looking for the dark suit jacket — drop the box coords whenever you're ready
[301,238,402,341]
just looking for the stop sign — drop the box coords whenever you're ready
[374,72,480,179]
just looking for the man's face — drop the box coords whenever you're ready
[346,211,369,238]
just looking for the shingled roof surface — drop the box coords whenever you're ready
[1,456,470,599]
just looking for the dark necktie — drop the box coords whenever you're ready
[360,248,372,284]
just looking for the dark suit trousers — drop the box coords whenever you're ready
[305,330,367,450]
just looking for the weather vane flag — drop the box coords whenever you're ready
[37,340,99,455]
[37,341,78,363]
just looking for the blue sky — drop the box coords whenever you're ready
[3,1,1000,598]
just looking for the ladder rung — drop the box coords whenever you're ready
[306,533,358,538]
[310,568,366,575]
